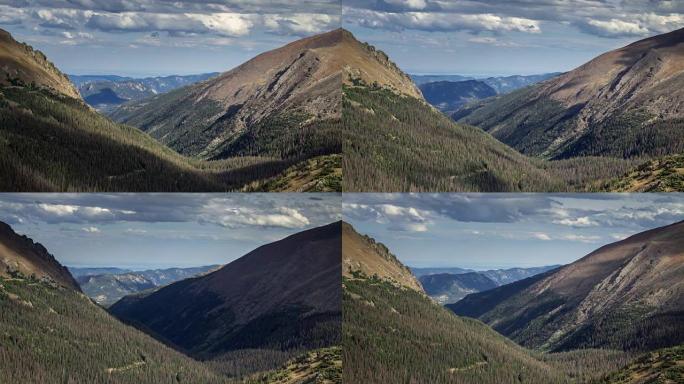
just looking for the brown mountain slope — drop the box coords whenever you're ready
[0,220,80,291]
[111,28,420,160]
[0,28,80,99]
[110,222,341,375]
[457,28,684,160]
[342,222,423,292]
[451,220,684,352]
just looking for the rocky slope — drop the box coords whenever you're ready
[342,222,423,292]
[111,28,423,161]
[110,222,341,374]
[0,221,80,291]
[0,28,80,99]
[451,221,684,352]
[456,28,684,160]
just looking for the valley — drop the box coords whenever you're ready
[0,28,341,192]
[342,194,684,383]
[0,195,343,383]
[1,23,682,191]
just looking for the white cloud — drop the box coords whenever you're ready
[211,206,311,229]
[263,13,340,35]
[532,232,552,241]
[385,0,428,10]
[347,9,541,34]
[81,226,100,233]
[38,203,78,216]
[560,234,601,243]
[554,216,598,227]
[584,18,649,37]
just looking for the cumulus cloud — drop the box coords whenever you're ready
[581,18,649,37]
[81,226,100,233]
[0,194,339,229]
[347,9,541,33]
[343,0,684,38]
[553,216,598,227]
[211,207,311,229]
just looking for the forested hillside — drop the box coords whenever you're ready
[0,277,235,383]
[342,85,568,192]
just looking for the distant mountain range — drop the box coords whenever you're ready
[69,73,219,112]
[419,80,497,112]
[418,73,561,113]
[417,265,561,304]
[110,222,342,376]
[73,265,221,306]
[411,73,561,93]
[450,220,684,352]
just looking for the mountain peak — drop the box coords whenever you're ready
[0,221,80,291]
[342,222,423,292]
[0,28,81,99]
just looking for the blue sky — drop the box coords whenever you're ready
[343,1,684,76]
[0,193,341,270]
[344,193,684,269]
[1,1,682,77]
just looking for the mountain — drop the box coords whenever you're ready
[481,265,562,285]
[70,72,219,112]
[69,267,132,277]
[342,223,572,383]
[0,221,232,383]
[456,28,684,160]
[419,272,497,304]
[76,265,221,306]
[419,80,497,112]
[111,29,349,160]
[342,222,422,292]
[411,73,560,93]
[598,152,684,192]
[448,269,558,319]
[411,266,473,277]
[450,221,684,352]
[411,74,474,85]
[418,266,561,304]
[0,28,311,192]
[0,29,80,99]
[482,73,561,94]
[411,265,560,283]
[0,221,80,291]
[110,222,341,376]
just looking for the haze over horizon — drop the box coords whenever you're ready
[1,1,682,77]
[0,193,341,270]
[343,194,684,269]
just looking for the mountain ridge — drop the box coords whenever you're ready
[0,221,80,291]
[450,220,684,352]
[456,28,684,160]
